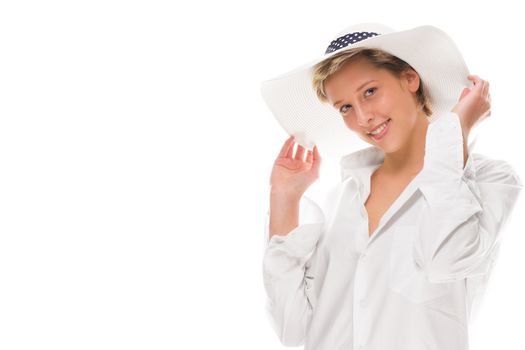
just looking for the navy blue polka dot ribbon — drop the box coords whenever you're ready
[325,31,380,54]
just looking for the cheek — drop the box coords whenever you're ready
[392,117,416,145]
[342,117,354,129]
[345,119,375,144]
[344,118,363,134]
[376,93,397,112]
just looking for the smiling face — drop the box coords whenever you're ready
[324,58,426,153]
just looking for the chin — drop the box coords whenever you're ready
[380,145,397,154]
[382,140,408,154]
[359,134,390,151]
[364,138,399,153]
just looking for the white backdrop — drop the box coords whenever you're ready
[0,0,523,349]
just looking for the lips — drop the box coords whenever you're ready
[367,118,391,141]
[367,118,391,135]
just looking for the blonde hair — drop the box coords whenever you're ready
[311,47,433,117]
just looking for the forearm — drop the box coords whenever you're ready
[269,190,301,240]
[264,192,319,346]
[458,116,472,169]
[462,129,469,169]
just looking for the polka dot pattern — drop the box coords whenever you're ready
[325,31,380,54]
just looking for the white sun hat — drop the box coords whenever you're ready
[260,23,472,159]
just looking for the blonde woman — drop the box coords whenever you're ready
[261,23,522,350]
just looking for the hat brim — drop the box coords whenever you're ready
[260,25,471,159]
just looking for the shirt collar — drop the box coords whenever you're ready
[338,113,480,187]
[340,145,384,186]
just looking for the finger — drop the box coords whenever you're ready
[459,87,470,100]
[471,75,484,91]
[311,145,322,171]
[470,75,489,98]
[482,80,490,97]
[466,76,479,97]
[286,141,295,158]
[468,74,481,84]
[467,75,483,92]
[278,135,295,158]
[306,149,313,164]
[295,143,305,161]
[476,79,486,97]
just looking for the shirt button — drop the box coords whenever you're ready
[359,297,367,307]
[359,252,367,260]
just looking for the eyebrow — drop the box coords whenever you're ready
[332,79,377,108]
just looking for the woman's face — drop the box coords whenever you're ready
[324,58,425,153]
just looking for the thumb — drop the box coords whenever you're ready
[459,87,471,101]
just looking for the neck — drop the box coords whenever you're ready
[380,112,429,176]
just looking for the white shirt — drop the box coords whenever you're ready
[262,111,523,350]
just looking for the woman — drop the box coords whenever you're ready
[261,24,522,350]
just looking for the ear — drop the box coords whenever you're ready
[402,68,421,93]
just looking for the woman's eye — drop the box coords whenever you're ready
[339,87,377,114]
[365,87,377,96]
[340,104,351,114]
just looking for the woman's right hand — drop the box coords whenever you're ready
[270,135,322,199]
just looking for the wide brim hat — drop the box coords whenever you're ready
[260,23,472,159]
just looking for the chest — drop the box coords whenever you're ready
[364,173,415,237]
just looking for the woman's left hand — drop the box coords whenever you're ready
[451,74,492,135]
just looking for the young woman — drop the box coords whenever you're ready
[261,24,522,350]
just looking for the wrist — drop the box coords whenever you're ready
[270,188,303,202]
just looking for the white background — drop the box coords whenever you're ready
[0,0,523,349]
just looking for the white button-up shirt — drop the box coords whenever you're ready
[262,112,523,350]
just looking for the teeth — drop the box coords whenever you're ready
[369,120,389,135]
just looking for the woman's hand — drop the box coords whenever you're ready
[270,135,322,199]
[451,74,492,135]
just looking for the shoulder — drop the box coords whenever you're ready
[472,153,523,187]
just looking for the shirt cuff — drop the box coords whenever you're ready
[266,223,324,263]
[421,111,478,184]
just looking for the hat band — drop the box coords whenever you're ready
[325,31,380,54]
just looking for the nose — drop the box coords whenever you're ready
[355,102,374,128]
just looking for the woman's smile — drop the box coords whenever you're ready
[368,118,391,141]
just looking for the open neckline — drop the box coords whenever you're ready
[361,163,424,241]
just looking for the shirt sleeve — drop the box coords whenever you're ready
[413,111,524,284]
[262,194,325,346]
